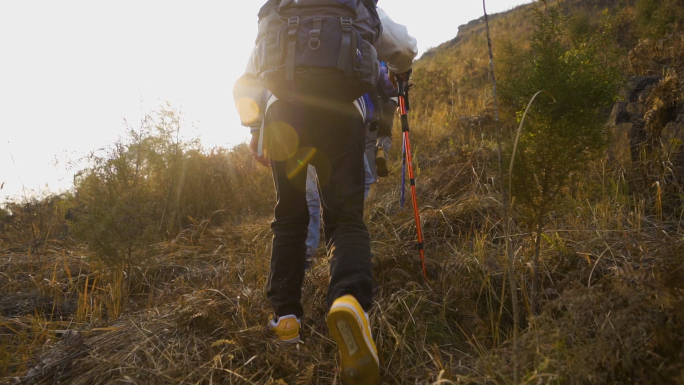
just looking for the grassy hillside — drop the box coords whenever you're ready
[2,0,684,383]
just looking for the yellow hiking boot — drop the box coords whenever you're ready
[327,295,379,384]
[268,314,300,343]
[375,147,389,177]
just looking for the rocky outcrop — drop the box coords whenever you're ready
[610,76,662,160]
[610,74,684,163]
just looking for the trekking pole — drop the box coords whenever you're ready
[397,76,428,282]
[401,134,406,207]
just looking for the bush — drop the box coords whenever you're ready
[0,195,72,250]
[70,140,162,271]
[69,106,274,271]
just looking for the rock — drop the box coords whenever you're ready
[610,102,630,124]
[674,144,684,185]
[627,102,646,116]
[624,76,662,102]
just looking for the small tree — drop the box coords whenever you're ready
[499,5,621,314]
[70,126,162,274]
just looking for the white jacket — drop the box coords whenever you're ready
[233,7,418,129]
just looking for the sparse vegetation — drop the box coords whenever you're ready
[2,0,684,384]
[635,0,684,39]
[499,5,622,314]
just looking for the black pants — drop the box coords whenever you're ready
[265,99,372,318]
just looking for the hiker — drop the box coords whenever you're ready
[366,61,398,180]
[233,1,416,383]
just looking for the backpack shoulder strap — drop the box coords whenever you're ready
[358,0,382,42]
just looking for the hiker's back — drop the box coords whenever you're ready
[254,0,382,104]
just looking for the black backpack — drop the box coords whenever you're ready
[254,0,382,104]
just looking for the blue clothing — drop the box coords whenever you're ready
[360,93,375,124]
[378,62,398,98]
[363,154,374,198]
[305,165,321,259]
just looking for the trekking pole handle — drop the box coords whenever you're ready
[399,84,410,112]
[397,69,412,111]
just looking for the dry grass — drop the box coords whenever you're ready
[2,119,684,383]
[2,1,684,384]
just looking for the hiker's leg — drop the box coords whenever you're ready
[377,98,397,153]
[365,124,378,182]
[376,99,395,137]
[364,154,373,200]
[311,103,373,312]
[377,135,392,155]
[375,99,397,178]
[265,101,311,319]
[305,165,321,266]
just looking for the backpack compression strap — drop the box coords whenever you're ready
[336,17,354,76]
[285,17,300,80]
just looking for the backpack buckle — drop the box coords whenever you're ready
[340,17,352,30]
[309,18,322,50]
[288,17,300,29]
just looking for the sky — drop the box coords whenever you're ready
[0,0,533,203]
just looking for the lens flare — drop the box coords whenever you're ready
[286,147,317,181]
[235,97,261,126]
[265,121,299,161]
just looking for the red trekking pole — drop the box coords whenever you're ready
[397,74,427,283]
